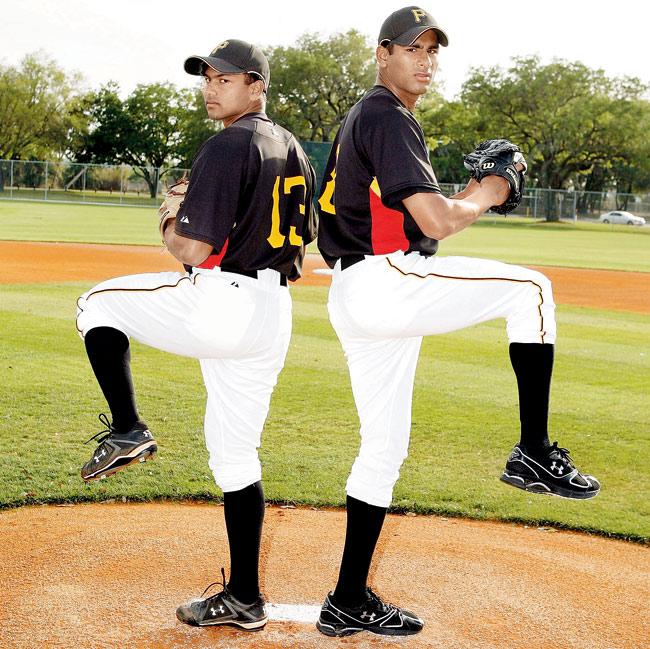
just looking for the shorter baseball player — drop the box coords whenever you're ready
[315,7,600,637]
[77,39,316,631]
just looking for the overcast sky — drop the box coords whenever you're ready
[2,0,648,100]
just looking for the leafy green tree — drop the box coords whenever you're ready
[576,99,650,211]
[607,100,650,198]
[0,53,87,190]
[266,30,375,141]
[0,52,84,161]
[459,57,646,188]
[415,92,467,184]
[72,82,200,197]
[419,56,649,218]
[71,83,123,163]
[175,88,220,168]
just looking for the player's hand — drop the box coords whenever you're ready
[479,174,510,205]
[477,161,526,206]
[449,176,480,201]
[463,139,527,215]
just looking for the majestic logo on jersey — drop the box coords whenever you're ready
[411,9,426,23]
[180,215,190,223]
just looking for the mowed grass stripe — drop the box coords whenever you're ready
[1,200,649,271]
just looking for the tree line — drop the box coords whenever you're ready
[1,31,648,199]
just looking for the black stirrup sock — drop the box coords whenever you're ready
[509,342,554,452]
[333,495,387,608]
[223,481,265,604]
[85,326,141,433]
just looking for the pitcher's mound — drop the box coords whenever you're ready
[0,502,647,648]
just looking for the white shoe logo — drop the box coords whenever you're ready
[210,605,225,616]
[360,611,376,621]
[142,431,152,439]
[180,215,190,223]
[551,461,564,475]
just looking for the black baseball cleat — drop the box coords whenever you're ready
[500,442,600,499]
[316,588,423,637]
[176,569,268,631]
[81,413,157,482]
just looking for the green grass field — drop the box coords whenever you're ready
[1,200,649,270]
[1,201,649,542]
[0,200,160,245]
[1,284,648,541]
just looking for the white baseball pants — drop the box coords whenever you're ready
[76,267,292,493]
[328,251,556,507]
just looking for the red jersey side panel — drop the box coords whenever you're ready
[369,179,408,255]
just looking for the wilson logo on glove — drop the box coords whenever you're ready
[463,139,527,216]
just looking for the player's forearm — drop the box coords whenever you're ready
[404,191,493,240]
[449,188,471,200]
[431,196,486,238]
[405,175,510,239]
[163,221,212,266]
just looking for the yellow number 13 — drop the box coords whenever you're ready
[267,175,305,249]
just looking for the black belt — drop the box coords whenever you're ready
[340,254,366,270]
[220,266,287,287]
[340,251,433,271]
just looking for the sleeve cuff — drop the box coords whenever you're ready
[382,184,441,209]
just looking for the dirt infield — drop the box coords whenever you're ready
[1,240,649,313]
[1,503,647,649]
[1,240,648,648]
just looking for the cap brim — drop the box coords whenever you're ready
[390,25,449,48]
[184,55,246,76]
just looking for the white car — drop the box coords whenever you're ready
[598,210,646,226]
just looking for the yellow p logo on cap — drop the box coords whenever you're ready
[411,9,426,22]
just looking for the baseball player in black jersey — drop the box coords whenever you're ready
[76,39,316,631]
[315,7,599,638]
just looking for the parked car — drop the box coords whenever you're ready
[598,210,646,226]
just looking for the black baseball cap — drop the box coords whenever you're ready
[184,39,270,89]
[379,6,449,48]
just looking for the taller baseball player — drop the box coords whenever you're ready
[315,6,600,638]
[76,39,316,631]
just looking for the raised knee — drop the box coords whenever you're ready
[527,269,553,297]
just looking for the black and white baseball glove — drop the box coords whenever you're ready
[463,139,527,215]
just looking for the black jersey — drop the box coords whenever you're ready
[176,112,316,280]
[317,86,441,268]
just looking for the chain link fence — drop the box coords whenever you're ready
[437,183,650,221]
[0,159,187,207]
[1,154,648,221]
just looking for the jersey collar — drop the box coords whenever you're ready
[230,111,271,126]
[372,84,409,110]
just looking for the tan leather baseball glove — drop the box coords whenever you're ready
[158,177,189,243]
